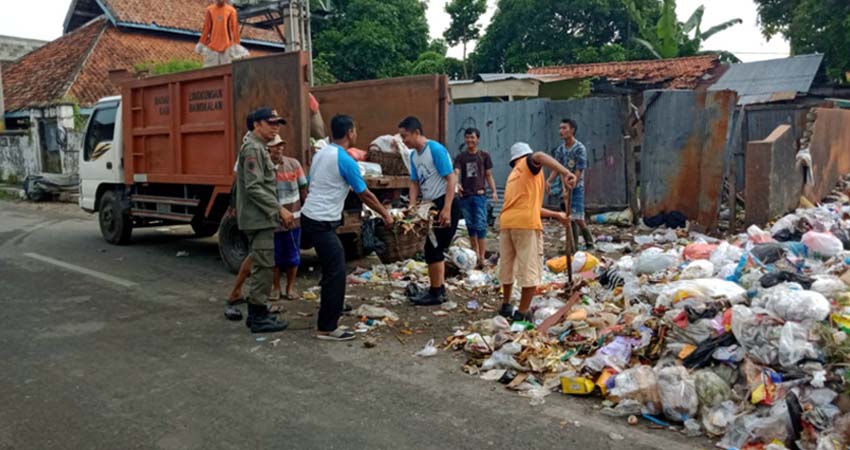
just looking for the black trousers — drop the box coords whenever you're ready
[301,215,345,332]
[424,195,461,264]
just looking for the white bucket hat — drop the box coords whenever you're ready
[509,142,533,163]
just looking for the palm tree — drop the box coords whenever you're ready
[628,0,743,62]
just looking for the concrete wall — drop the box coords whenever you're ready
[804,108,850,202]
[745,125,803,225]
[448,97,628,210]
[0,35,46,62]
[641,89,737,230]
[0,106,83,181]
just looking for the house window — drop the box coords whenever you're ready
[39,120,61,152]
[84,105,117,162]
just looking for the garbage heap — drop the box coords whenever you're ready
[443,200,850,449]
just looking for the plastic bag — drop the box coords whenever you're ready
[415,339,438,357]
[531,297,566,324]
[584,336,639,373]
[750,243,786,264]
[683,243,718,261]
[710,242,744,268]
[771,214,799,236]
[752,284,830,321]
[803,230,844,257]
[730,305,781,365]
[703,400,738,436]
[656,365,699,422]
[347,147,368,161]
[748,225,774,244]
[226,44,250,60]
[590,209,633,226]
[695,370,731,408]
[635,247,680,275]
[447,246,477,272]
[481,342,525,371]
[464,270,491,289]
[680,260,715,279]
[609,365,661,415]
[546,252,599,274]
[463,333,494,356]
[654,279,747,308]
[350,305,399,321]
[811,275,848,297]
[778,321,818,368]
[358,161,382,177]
[469,316,510,336]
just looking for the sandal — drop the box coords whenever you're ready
[269,292,281,302]
[284,292,301,301]
[267,304,286,314]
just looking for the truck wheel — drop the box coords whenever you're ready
[99,191,132,245]
[191,216,218,238]
[340,233,365,261]
[218,213,249,274]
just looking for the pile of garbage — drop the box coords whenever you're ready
[441,199,850,449]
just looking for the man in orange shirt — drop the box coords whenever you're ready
[198,0,241,67]
[498,142,576,322]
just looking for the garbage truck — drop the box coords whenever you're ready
[78,52,449,272]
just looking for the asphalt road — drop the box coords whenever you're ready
[0,200,705,450]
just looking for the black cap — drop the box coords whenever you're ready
[251,107,286,125]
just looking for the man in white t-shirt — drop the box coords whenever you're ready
[301,115,394,341]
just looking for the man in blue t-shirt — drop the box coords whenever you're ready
[399,116,461,306]
[301,115,394,341]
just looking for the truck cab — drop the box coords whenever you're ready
[79,96,123,213]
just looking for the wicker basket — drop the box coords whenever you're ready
[367,149,409,176]
[375,221,429,264]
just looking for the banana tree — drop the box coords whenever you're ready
[629,0,742,62]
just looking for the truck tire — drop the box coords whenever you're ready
[99,190,132,245]
[218,212,249,274]
[339,233,365,261]
[191,216,218,238]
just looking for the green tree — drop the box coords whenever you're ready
[471,0,662,74]
[311,0,430,81]
[443,0,487,78]
[754,0,850,83]
[629,0,742,62]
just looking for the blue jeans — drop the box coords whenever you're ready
[459,195,487,239]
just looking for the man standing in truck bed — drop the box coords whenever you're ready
[236,108,292,334]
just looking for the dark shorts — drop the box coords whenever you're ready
[459,195,488,239]
[424,195,461,264]
[274,228,301,268]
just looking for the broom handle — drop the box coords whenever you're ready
[563,186,574,294]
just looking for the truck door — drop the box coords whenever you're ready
[79,100,123,211]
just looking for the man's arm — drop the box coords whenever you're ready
[453,168,464,196]
[440,172,458,226]
[358,190,394,226]
[242,147,289,225]
[531,152,577,188]
[228,8,240,45]
[486,169,498,201]
[432,143,456,226]
[541,208,570,225]
[199,10,212,45]
[408,181,420,209]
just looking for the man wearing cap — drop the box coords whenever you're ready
[301,115,394,341]
[498,143,576,322]
[235,107,292,333]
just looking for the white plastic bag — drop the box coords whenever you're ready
[635,247,679,275]
[609,365,661,415]
[802,230,844,257]
[415,338,438,357]
[350,305,399,321]
[703,400,738,436]
[778,321,818,368]
[481,342,525,371]
[583,336,639,373]
[752,284,830,321]
[656,365,699,423]
[770,214,799,236]
[226,44,250,60]
[710,242,743,268]
[680,260,715,279]
[358,161,383,177]
[655,279,747,308]
[447,246,477,272]
[811,275,848,297]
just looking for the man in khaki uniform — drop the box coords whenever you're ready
[236,108,292,333]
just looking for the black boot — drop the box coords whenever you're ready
[580,225,595,250]
[411,286,447,306]
[247,303,288,334]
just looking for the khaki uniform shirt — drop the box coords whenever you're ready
[236,132,280,231]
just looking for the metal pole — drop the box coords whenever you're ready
[563,187,574,295]
[305,0,314,86]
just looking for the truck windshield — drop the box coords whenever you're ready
[84,106,117,161]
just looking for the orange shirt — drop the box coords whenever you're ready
[499,156,545,230]
[200,4,240,53]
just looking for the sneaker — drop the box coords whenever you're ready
[224,306,243,321]
[499,303,515,318]
[316,328,356,341]
[246,304,288,333]
[411,290,447,306]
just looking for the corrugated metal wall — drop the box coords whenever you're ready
[447,97,628,211]
[735,106,809,189]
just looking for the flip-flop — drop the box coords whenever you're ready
[268,304,286,314]
[284,293,301,301]
[269,293,281,302]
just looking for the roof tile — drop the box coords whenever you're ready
[528,55,720,89]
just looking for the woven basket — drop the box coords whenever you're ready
[375,221,429,264]
[367,149,408,176]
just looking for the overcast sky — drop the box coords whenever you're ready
[3,0,789,63]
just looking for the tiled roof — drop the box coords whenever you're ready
[528,55,721,89]
[3,18,277,111]
[101,0,283,46]
[2,17,106,111]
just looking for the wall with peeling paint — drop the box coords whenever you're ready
[804,108,850,202]
[745,125,803,226]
